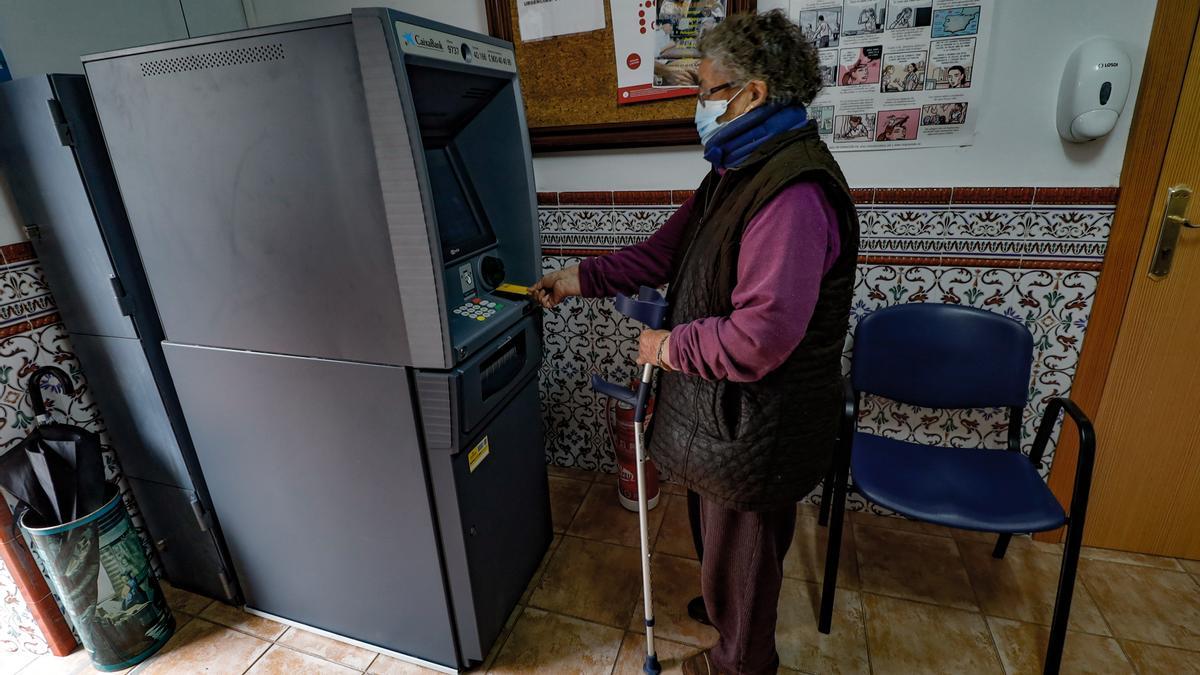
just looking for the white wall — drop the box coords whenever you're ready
[533,0,1157,190]
[242,0,486,32]
[0,0,190,76]
[0,0,249,245]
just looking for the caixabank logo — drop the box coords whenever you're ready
[401,32,446,53]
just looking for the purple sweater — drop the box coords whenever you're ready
[579,182,841,382]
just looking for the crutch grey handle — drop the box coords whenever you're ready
[614,286,668,330]
[590,375,638,406]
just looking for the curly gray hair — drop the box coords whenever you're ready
[698,9,822,106]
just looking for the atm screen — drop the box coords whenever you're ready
[425,146,495,261]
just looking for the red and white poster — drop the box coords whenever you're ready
[613,0,729,105]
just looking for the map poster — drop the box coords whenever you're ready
[791,0,992,151]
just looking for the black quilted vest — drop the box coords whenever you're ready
[649,123,859,512]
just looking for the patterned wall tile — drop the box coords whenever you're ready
[0,557,48,655]
[536,188,1114,521]
[866,208,947,261]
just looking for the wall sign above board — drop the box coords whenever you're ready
[485,0,757,153]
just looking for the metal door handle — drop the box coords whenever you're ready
[1149,185,1196,279]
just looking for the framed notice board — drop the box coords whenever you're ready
[485,0,757,152]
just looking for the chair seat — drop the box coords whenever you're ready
[851,432,1067,533]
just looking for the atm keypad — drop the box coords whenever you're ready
[452,297,503,322]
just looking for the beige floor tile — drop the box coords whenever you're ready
[629,554,719,649]
[1120,640,1200,673]
[199,602,288,641]
[776,579,870,675]
[785,509,860,590]
[595,472,619,486]
[519,534,561,606]
[277,627,378,670]
[1082,559,1200,650]
[1179,558,1200,578]
[855,524,978,611]
[488,607,623,674]
[987,617,1133,675]
[2,649,37,674]
[654,494,698,560]
[547,465,599,482]
[246,645,357,674]
[851,510,953,538]
[959,541,1110,635]
[529,536,642,627]
[160,582,214,616]
[15,649,92,675]
[137,618,270,675]
[612,632,696,674]
[661,481,687,496]
[862,594,1003,675]
[367,653,444,674]
[549,476,592,534]
[1081,546,1183,571]
[951,529,1065,556]
[568,483,665,549]
[19,647,141,674]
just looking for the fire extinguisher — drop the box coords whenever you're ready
[603,382,661,512]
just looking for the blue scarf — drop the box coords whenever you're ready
[702,103,809,170]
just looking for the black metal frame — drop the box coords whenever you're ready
[816,379,1096,675]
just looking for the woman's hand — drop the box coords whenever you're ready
[530,266,582,309]
[637,329,674,370]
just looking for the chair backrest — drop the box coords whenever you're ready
[852,304,1034,409]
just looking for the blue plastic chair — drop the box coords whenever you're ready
[816,304,1096,675]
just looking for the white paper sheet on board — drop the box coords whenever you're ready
[517,0,607,42]
[792,0,992,150]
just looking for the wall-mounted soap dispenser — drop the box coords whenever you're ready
[1057,37,1132,142]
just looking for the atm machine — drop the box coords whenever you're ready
[82,9,550,670]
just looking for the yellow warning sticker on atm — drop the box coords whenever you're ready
[468,436,491,473]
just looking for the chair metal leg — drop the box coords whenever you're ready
[1044,521,1084,675]
[818,465,835,527]
[818,461,848,634]
[992,533,1012,559]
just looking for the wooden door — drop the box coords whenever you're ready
[1072,13,1200,558]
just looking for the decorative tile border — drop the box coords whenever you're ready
[0,243,161,658]
[535,186,1117,516]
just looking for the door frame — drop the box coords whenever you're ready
[1040,0,1200,542]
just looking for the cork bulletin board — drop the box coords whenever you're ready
[485,0,757,152]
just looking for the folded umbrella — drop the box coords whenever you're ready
[0,367,106,525]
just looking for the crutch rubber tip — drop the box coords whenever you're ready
[643,655,662,675]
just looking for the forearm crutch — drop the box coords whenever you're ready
[591,286,668,675]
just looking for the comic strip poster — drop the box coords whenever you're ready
[818,49,839,86]
[838,45,882,87]
[799,7,842,48]
[811,105,836,135]
[881,50,926,92]
[833,112,876,143]
[613,0,729,104]
[790,0,992,150]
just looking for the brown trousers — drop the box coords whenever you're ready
[688,491,797,675]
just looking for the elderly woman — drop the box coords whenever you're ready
[533,11,858,675]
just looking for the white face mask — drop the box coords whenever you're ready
[694,84,747,146]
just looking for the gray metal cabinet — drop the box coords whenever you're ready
[0,74,238,603]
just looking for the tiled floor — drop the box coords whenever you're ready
[13,466,1200,674]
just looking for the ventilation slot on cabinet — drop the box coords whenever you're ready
[140,44,285,77]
